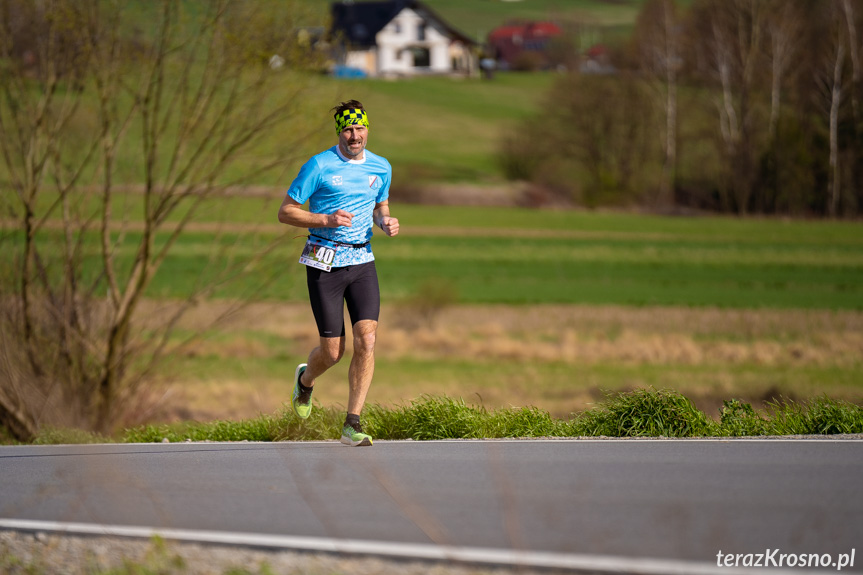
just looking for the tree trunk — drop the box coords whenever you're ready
[661,0,678,207]
[0,394,36,443]
[842,0,860,124]
[829,42,845,217]
[768,19,790,141]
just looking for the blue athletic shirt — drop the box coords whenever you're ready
[286,145,391,267]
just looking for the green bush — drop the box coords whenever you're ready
[572,388,714,437]
[486,406,559,438]
[718,399,769,437]
[372,396,486,440]
[363,397,562,440]
[767,396,863,436]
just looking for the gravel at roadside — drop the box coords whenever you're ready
[0,530,579,575]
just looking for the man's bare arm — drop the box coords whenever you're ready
[278,195,353,228]
[373,200,399,237]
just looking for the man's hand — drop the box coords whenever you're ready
[380,216,399,237]
[327,209,353,228]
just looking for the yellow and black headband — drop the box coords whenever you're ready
[335,108,369,134]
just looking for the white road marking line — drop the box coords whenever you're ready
[0,518,818,575]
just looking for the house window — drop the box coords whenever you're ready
[411,47,430,68]
[417,23,426,41]
[394,22,401,34]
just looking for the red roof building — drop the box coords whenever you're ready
[487,21,562,69]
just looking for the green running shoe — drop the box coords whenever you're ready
[291,363,312,419]
[341,422,373,447]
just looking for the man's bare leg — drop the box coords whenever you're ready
[301,336,345,387]
[347,319,377,416]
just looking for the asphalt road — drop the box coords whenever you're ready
[1,439,861,573]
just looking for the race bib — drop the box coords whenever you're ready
[299,236,339,272]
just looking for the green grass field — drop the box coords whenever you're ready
[329,73,558,183]
[3,71,558,188]
[10,201,862,310]
[215,71,560,186]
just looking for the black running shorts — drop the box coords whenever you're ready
[306,261,380,338]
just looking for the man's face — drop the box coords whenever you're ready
[338,124,367,159]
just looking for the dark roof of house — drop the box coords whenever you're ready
[330,0,476,48]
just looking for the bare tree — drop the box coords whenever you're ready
[841,0,861,124]
[547,73,653,206]
[839,0,862,213]
[811,1,851,217]
[0,0,322,439]
[829,38,847,218]
[633,0,682,207]
[0,0,97,439]
[764,1,802,141]
[690,0,770,214]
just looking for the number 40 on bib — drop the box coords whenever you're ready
[299,236,339,272]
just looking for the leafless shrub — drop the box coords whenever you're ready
[0,0,318,439]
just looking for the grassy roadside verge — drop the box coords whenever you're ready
[23,390,863,446]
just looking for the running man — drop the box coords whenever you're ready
[277,100,399,447]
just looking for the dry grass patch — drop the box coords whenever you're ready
[379,306,863,367]
[136,302,863,423]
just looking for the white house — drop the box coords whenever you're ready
[330,1,476,78]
